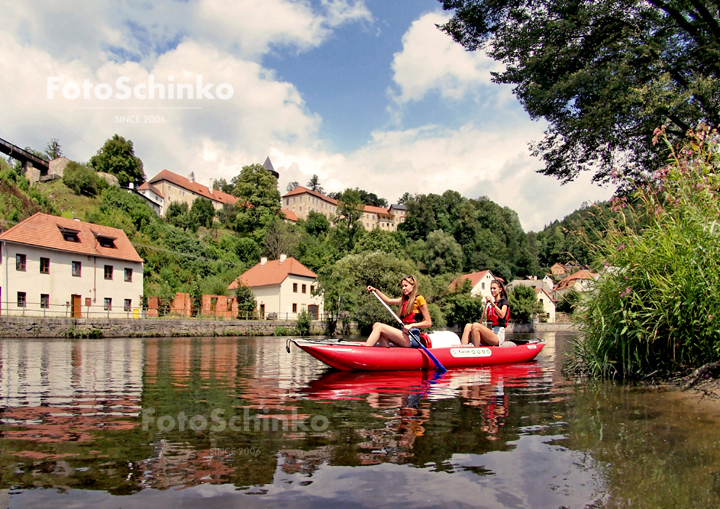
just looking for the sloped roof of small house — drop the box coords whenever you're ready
[149,169,237,205]
[450,270,494,291]
[228,257,316,289]
[0,212,143,262]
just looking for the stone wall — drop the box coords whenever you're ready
[0,316,335,339]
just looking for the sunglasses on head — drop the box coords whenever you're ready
[399,275,415,285]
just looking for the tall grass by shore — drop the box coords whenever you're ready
[569,125,720,379]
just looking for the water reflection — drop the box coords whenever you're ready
[0,334,718,508]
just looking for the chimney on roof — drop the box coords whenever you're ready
[260,257,268,266]
[279,254,287,264]
[189,171,195,183]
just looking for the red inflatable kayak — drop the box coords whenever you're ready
[288,334,544,371]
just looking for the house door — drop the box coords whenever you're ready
[71,294,82,318]
[308,304,318,320]
[259,304,265,319]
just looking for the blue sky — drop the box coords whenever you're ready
[0,0,613,231]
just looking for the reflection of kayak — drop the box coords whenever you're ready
[303,363,545,400]
[288,333,544,371]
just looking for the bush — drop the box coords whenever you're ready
[295,309,312,336]
[509,285,543,323]
[274,326,291,336]
[63,162,99,196]
[570,125,720,379]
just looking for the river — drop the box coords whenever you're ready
[0,332,718,508]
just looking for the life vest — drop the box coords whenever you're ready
[400,296,425,324]
[486,298,510,327]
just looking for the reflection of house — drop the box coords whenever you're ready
[228,255,323,320]
[0,213,143,317]
[450,270,497,301]
[555,269,599,295]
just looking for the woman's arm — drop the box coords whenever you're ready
[366,286,402,306]
[493,303,508,319]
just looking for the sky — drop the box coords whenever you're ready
[0,0,615,232]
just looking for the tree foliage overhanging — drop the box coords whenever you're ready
[438,0,720,184]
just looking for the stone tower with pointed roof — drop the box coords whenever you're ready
[263,157,279,179]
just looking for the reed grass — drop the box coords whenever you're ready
[569,125,720,378]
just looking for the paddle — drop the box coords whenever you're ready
[370,290,447,373]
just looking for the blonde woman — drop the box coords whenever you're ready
[461,280,510,347]
[365,275,432,347]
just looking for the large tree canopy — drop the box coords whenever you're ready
[439,0,720,184]
[89,134,145,187]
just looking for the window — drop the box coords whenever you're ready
[60,227,80,242]
[41,294,49,309]
[104,265,113,280]
[124,268,133,282]
[16,254,26,271]
[40,257,50,274]
[98,236,115,248]
[104,298,112,311]
[72,261,81,277]
[293,283,298,293]
[481,283,485,290]
[310,285,315,293]
[302,284,307,294]
[124,299,132,311]
[17,292,26,307]
[292,303,297,313]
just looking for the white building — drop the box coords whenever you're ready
[450,270,498,301]
[228,255,323,320]
[0,213,144,317]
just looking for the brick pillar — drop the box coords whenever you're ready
[147,296,159,317]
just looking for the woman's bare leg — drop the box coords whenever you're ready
[461,323,473,345]
[471,323,499,346]
[366,323,412,347]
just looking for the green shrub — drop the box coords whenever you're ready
[63,162,99,196]
[274,326,290,336]
[569,125,720,379]
[295,309,312,336]
[509,285,543,323]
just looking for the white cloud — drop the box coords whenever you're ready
[390,11,502,104]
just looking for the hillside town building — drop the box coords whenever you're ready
[0,213,144,317]
[228,255,323,320]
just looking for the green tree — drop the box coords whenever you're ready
[232,164,281,235]
[88,134,145,187]
[45,138,62,159]
[439,0,720,184]
[352,228,403,256]
[303,210,330,237]
[62,161,98,196]
[286,181,299,192]
[189,198,215,229]
[295,309,312,336]
[306,174,324,194]
[235,280,257,319]
[166,201,190,230]
[508,285,543,324]
[423,229,463,276]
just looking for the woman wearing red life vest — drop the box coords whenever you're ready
[365,275,432,347]
[461,280,510,347]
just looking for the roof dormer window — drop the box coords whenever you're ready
[92,231,117,248]
[59,226,80,243]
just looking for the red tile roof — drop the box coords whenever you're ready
[450,270,493,291]
[0,213,143,262]
[362,204,391,215]
[283,186,338,205]
[281,209,298,222]
[228,257,316,289]
[556,269,597,290]
[149,170,237,205]
[138,182,163,198]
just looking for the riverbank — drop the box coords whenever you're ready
[0,316,578,338]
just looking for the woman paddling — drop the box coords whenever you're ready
[365,275,432,347]
[461,280,510,347]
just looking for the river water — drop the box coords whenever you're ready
[0,332,718,508]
